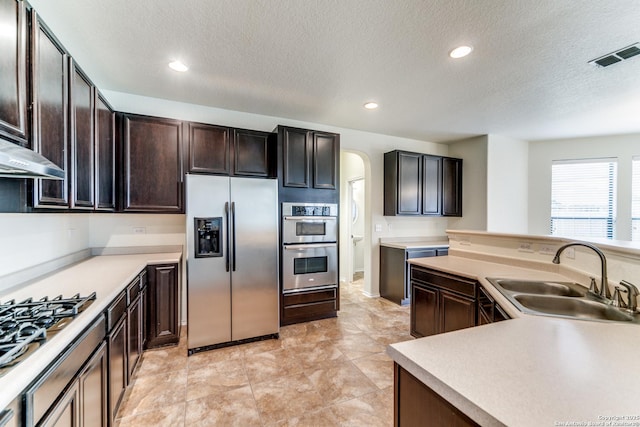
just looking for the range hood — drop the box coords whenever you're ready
[0,139,65,180]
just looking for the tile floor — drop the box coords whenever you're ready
[115,278,413,426]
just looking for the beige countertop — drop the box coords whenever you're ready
[389,255,640,426]
[379,240,449,250]
[0,252,182,409]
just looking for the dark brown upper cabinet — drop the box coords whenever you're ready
[187,122,230,175]
[120,114,184,213]
[95,92,116,211]
[384,150,462,217]
[278,125,339,191]
[0,0,28,145]
[69,59,95,209]
[232,128,274,177]
[187,124,274,178]
[31,11,70,208]
[442,157,463,216]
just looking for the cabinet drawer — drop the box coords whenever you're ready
[25,315,105,426]
[283,300,337,319]
[283,288,337,306]
[127,276,141,303]
[406,249,437,259]
[106,291,126,331]
[411,267,476,298]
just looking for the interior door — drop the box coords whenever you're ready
[230,177,279,341]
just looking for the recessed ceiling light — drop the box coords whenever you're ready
[168,60,189,72]
[449,46,473,59]
[364,102,379,110]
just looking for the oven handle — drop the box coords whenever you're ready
[283,216,337,221]
[283,243,337,250]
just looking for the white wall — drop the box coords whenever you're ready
[528,133,640,239]
[105,90,451,297]
[486,135,529,233]
[0,214,90,282]
[448,135,488,231]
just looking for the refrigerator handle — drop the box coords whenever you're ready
[224,202,230,272]
[231,201,237,271]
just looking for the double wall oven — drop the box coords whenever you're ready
[282,202,338,293]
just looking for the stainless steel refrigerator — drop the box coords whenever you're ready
[186,174,279,351]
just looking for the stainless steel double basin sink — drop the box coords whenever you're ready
[486,278,640,324]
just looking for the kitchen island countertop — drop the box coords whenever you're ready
[0,252,182,409]
[388,255,640,426]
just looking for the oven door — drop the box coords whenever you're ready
[282,216,337,244]
[282,243,338,292]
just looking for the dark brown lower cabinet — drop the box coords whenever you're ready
[410,266,477,338]
[394,363,478,427]
[146,263,180,348]
[127,294,143,380]
[78,342,107,427]
[281,287,339,326]
[39,381,80,427]
[107,316,127,424]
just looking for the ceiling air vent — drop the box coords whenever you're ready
[589,42,640,68]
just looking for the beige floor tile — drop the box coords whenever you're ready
[186,360,250,401]
[252,372,325,424]
[115,402,185,427]
[305,360,378,405]
[185,389,262,426]
[352,352,395,389]
[116,279,407,426]
[118,370,187,417]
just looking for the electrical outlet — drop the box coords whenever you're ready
[518,242,534,253]
[566,247,575,259]
[538,245,556,255]
[375,224,382,232]
[133,227,146,234]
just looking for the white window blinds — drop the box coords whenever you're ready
[550,159,617,239]
[633,157,640,241]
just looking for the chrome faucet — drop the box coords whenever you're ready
[552,242,611,300]
[617,280,639,312]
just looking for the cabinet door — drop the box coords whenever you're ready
[79,342,107,427]
[442,157,462,216]
[108,316,127,424]
[440,290,476,334]
[233,128,272,177]
[422,155,442,215]
[146,264,179,348]
[411,283,438,338]
[95,93,115,210]
[0,0,28,144]
[31,11,69,208]
[397,152,422,215]
[282,127,310,188]
[122,115,184,212]
[69,60,95,209]
[40,381,80,427]
[127,295,143,380]
[187,122,230,175]
[312,132,338,189]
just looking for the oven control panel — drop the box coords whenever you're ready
[283,203,337,217]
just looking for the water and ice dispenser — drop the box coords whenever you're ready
[194,217,222,258]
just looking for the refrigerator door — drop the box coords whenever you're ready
[230,177,279,341]
[186,174,231,349]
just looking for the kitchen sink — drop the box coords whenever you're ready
[492,279,586,297]
[513,294,635,322]
[486,277,640,324]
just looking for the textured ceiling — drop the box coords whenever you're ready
[28,0,640,142]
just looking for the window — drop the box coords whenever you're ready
[550,159,617,239]
[633,157,640,241]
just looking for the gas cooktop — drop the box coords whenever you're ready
[0,293,96,376]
